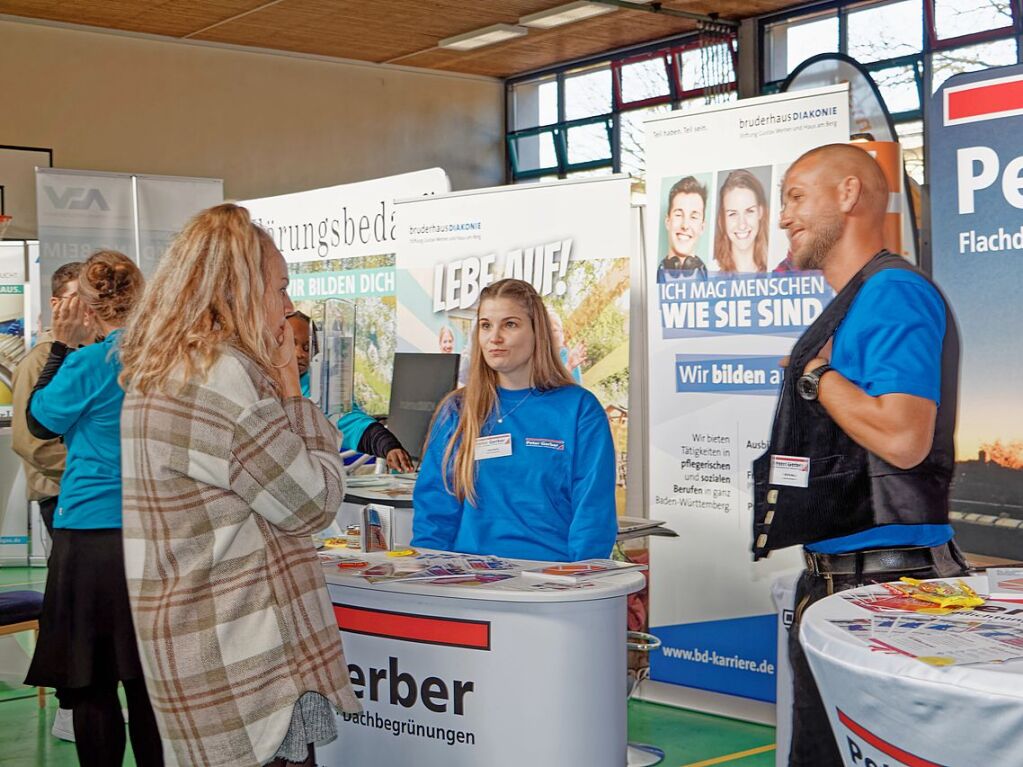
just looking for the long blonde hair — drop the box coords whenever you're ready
[118,203,281,393]
[437,279,575,505]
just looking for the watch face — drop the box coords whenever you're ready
[797,375,816,401]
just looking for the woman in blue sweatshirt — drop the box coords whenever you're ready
[24,251,163,767]
[412,278,616,562]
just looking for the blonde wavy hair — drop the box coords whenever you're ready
[118,203,281,393]
[435,278,575,505]
[76,250,144,325]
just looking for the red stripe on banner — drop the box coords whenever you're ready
[837,709,946,767]
[334,604,491,650]
[947,79,1023,121]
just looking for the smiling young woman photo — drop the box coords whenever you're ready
[412,278,617,563]
[713,168,770,273]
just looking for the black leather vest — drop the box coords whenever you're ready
[751,252,959,561]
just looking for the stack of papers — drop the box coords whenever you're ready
[832,587,1023,667]
[353,554,519,585]
[520,558,647,583]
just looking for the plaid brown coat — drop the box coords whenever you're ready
[121,348,360,766]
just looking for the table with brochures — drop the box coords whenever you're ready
[315,549,646,767]
[801,575,1023,767]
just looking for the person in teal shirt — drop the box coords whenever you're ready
[288,312,414,471]
[413,278,617,562]
[25,251,164,767]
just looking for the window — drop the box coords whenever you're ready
[933,0,1014,41]
[564,66,611,121]
[507,33,738,183]
[847,0,923,63]
[760,0,1022,185]
[765,12,839,82]
[930,38,1019,92]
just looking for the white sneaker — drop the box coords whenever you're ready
[51,707,75,742]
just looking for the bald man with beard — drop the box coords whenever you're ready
[753,144,968,766]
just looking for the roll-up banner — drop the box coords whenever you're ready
[0,242,26,421]
[394,176,633,510]
[36,170,134,319]
[242,169,450,415]
[929,64,1023,561]
[642,84,849,714]
[135,175,224,277]
[36,169,223,320]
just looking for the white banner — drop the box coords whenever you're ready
[643,85,849,706]
[36,169,134,317]
[0,243,26,421]
[241,169,450,416]
[136,175,223,277]
[36,168,223,319]
[395,177,633,508]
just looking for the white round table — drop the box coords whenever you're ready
[318,551,646,767]
[801,575,1023,767]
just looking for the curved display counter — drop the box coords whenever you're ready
[317,551,646,766]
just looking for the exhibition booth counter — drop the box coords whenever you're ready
[317,550,645,767]
[801,575,1023,767]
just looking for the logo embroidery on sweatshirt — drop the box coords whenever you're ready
[525,438,565,451]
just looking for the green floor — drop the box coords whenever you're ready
[0,567,777,766]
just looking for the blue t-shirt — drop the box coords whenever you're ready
[807,270,954,554]
[29,331,125,529]
[412,385,617,562]
[299,369,376,452]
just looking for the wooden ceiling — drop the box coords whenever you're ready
[0,0,797,78]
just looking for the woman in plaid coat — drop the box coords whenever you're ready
[118,204,360,766]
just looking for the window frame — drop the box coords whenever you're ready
[757,0,1023,184]
[506,32,738,183]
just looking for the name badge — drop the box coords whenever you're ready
[769,455,810,488]
[475,434,513,461]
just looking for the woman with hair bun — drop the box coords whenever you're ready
[413,278,617,562]
[24,250,163,766]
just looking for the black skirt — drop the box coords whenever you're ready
[25,528,144,690]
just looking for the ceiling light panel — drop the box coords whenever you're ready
[438,23,529,51]
[519,2,618,30]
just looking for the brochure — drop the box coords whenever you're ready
[520,559,646,583]
[986,568,1023,600]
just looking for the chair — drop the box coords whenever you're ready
[0,590,46,708]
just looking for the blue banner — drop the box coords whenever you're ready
[657,273,833,339]
[675,354,784,395]
[651,614,777,703]
[929,64,1023,559]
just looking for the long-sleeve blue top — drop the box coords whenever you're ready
[412,384,617,562]
[29,331,124,529]
[299,369,376,452]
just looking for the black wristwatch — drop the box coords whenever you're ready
[797,364,834,401]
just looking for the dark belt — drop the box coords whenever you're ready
[803,542,964,577]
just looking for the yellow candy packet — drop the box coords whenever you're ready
[890,577,984,609]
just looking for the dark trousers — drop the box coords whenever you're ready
[787,544,968,767]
